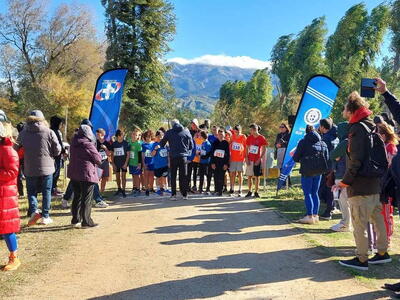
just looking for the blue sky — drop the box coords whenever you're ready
[2,0,392,68]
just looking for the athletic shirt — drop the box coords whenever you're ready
[230,134,247,162]
[208,134,218,145]
[210,139,230,166]
[246,134,268,162]
[193,137,204,163]
[111,140,130,166]
[142,142,154,167]
[96,139,112,162]
[129,141,142,166]
[151,142,169,169]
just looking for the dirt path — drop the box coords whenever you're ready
[10,194,390,300]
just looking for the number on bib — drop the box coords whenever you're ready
[130,151,135,159]
[114,147,124,156]
[214,149,225,158]
[145,149,152,158]
[232,142,242,151]
[200,150,206,156]
[249,145,259,154]
[100,150,108,161]
[159,149,168,157]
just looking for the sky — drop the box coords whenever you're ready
[2,0,392,69]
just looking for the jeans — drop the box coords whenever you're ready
[71,181,95,226]
[170,156,188,197]
[301,175,321,216]
[52,156,62,191]
[26,175,53,218]
[2,233,18,252]
[93,183,103,203]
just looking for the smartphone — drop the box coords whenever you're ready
[361,78,376,98]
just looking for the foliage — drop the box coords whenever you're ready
[102,0,176,131]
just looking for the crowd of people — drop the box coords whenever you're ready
[2,76,400,297]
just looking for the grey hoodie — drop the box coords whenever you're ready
[17,117,61,177]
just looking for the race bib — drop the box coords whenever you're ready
[214,149,225,158]
[145,149,152,158]
[232,142,242,151]
[130,151,135,159]
[200,150,206,156]
[114,147,124,156]
[100,150,108,161]
[159,149,168,158]
[249,145,259,154]
[196,145,202,151]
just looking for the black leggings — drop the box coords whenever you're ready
[214,167,226,194]
[206,164,214,192]
[198,163,208,191]
[188,162,199,189]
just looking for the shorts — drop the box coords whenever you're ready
[114,165,127,173]
[100,160,110,178]
[245,162,263,177]
[129,165,142,175]
[145,164,155,172]
[154,166,169,178]
[229,161,244,172]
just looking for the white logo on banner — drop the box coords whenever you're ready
[304,108,322,125]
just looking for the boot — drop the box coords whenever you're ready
[2,253,21,271]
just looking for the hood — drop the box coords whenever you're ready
[50,116,63,130]
[304,130,321,143]
[173,122,184,132]
[350,107,373,124]
[337,122,349,141]
[25,120,45,132]
[75,124,96,145]
[323,124,338,140]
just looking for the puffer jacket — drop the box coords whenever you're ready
[67,125,102,183]
[0,138,20,235]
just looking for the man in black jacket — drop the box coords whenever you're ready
[50,116,65,196]
[335,91,390,271]
[161,119,194,200]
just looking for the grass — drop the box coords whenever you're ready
[259,169,400,289]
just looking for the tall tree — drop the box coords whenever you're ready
[102,0,176,130]
[391,0,400,73]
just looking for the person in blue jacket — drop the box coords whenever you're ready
[198,131,212,193]
[151,130,169,196]
[293,125,329,225]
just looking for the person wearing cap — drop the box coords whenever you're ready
[16,110,61,226]
[245,123,267,198]
[0,121,21,271]
[229,125,247,197]
[189,118,200,137]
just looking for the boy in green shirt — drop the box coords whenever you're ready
[129,129,143,196]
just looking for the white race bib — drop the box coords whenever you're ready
[130,151,135,159]
[114,147,124,156]
[214,149,225,158]
[145,149,152,158]
[100,150,108,160]
[249,145,259,154]
[159,149,168,157]
[196,145,202,151]
[232,142,242,151]
[200,150,206,156]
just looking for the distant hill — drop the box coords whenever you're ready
[167,62,259,117]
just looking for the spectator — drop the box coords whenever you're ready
[16,110,61,226]
[50,116,65,196]
[275,123,290,169]
[336,91,390,271]
[375,78,400,124]
[68,124,102,228]
[293,125,329,224]
[0,121,21,271]
[160,119,193,200]
[16,122,25,197]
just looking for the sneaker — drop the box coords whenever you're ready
[61,199,69,208]
[165,189,172,194]
[339,257,368,271]
[383,282,400,292]
[331,223,351,232]
[319,211,332,220]
[81,223,99,229]
[114,189,122,196]
[237,191,242,197]
[41,217,53,225]
[217,192,223,197]
[254,192,260,198]
[298,216,315,224]
[170,195,178,201]
[182,195,188,200]
[204,191,210,195]
[313,215,320,224]
[223,187,228,193]
[95,201,109,208]
[369,253,392,265]
[245,191,252,198]
[2,255,21,271]
[121,190,127,198]
[145,190,150,196]
[332,208,341,215]
[28,211,42,227]
[71,222,81,228]
[229,189,234,194]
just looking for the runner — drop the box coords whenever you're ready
[229,125,247,197]
[210,128,230,196]
[142,130,155,196]
[245,124,267,198]
[128,129,143,196]
[111,129,130,198]
[151,130,169,196]
[205,125,219,194]
[198,130,212,194]
[189,131,204,192]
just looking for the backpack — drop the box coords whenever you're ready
[356,122,388,178]
[300,141,329,177]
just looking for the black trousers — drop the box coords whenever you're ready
[206,164,214,191]
[170,156,188,197]
[214,166,226,194]
[318,174,334,212]
[71,181,95,226]
[198,163,208,191]
[188,162,199,189]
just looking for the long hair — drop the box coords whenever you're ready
[378,122,399,145]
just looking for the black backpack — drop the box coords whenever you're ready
[300,141,329,177]
[356,122,388,178]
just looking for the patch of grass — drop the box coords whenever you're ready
[260,169,400,288]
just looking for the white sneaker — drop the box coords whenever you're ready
[95,201,109,208]
[331,223,351,232]
[72,222,81,228]
[170,195,178,201]
[41,217,53,225]
[182,195,189,200]
[61,199,69,208]
[298,216,315,224]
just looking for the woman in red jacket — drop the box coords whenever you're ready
[0,121,21,271]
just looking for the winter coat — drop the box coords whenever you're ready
[67,125,102,183]
[383,91,400,125]
[330,122,349,180]
[321,125,338,152]
[342,108,381,197]
[293,131,329,177]
[17,117,61,177]
[161,123,194,158]
[0,138,20,235]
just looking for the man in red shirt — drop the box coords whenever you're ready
[245,124,267,198]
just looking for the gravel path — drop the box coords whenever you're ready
[11,195,390,300]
